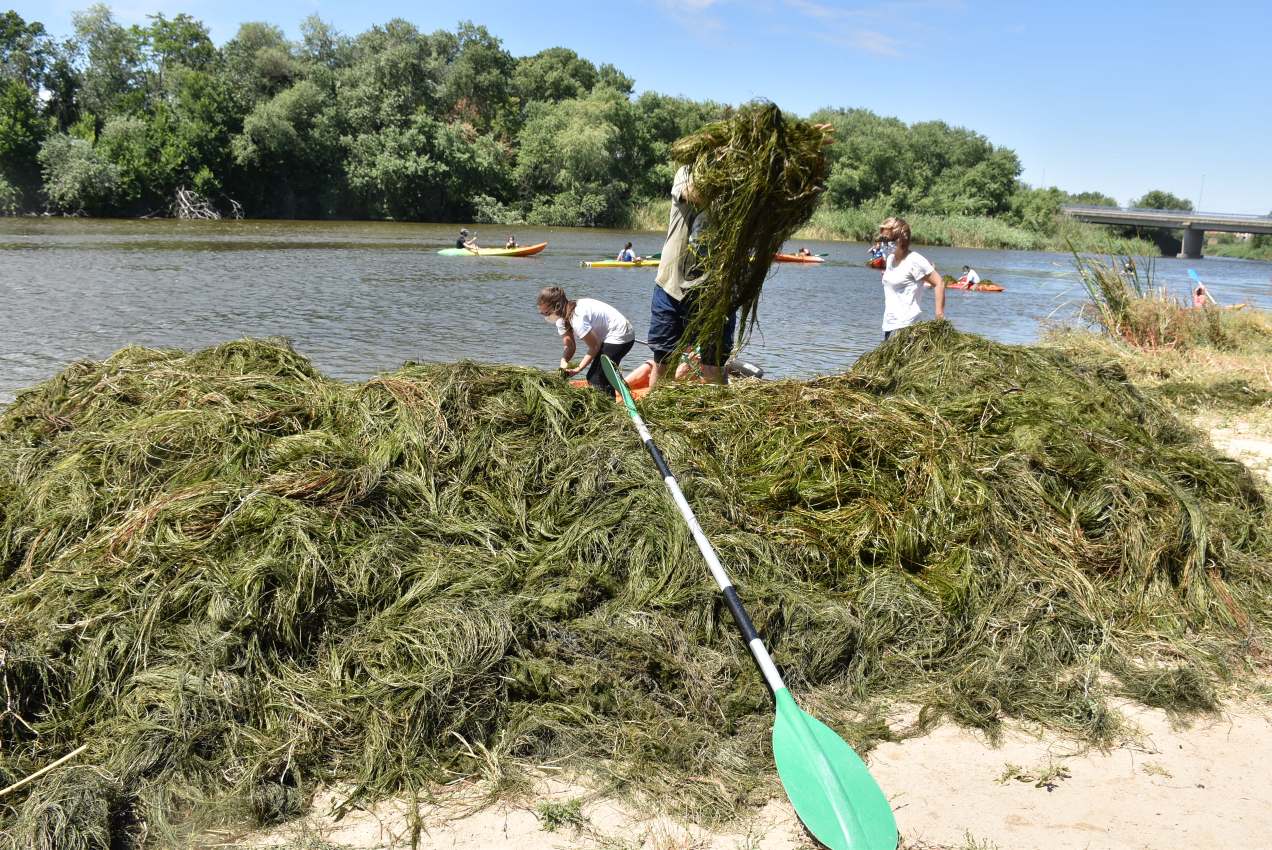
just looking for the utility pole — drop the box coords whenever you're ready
[1198,173,1205,212]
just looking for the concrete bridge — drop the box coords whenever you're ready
[1061,205,1272,258]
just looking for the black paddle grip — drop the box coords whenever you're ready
[644,439,672,480]
[722,586,760,644]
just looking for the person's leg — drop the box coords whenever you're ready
[586,340,636,396]
[697,306,738,384]
[646,286,686,388]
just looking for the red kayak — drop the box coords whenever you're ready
[867,256,885,269]
[774,253,826,264]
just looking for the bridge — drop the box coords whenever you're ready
[1061,205,1272,258]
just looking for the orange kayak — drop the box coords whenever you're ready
[774,253,826,264]
[437,241,547,257]
[867,256,885,269]
[947,281,1005,292]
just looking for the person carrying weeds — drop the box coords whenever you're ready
[648,165,737,387]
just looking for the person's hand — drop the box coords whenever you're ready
[565,364,584,376]
[936,310,946,320]
[812,122,836,145]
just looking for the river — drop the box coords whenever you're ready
[2,219,1270,402]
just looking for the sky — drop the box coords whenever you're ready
[14,0,1272,213]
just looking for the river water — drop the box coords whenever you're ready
[2,218,1270,402]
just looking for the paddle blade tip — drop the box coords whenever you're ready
[772,692,897,850]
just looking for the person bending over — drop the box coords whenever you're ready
[538,286,635,397]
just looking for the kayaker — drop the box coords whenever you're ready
[616,242,640,262]
[505,235,518,249]
[1192,283,1209,308]
[958,266,981,287]
[648,164,737,387]
[797,247,813,257]
[537,286,635,398]
[878,217,945,340]
[456,228,479,253]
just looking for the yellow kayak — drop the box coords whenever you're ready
[581,258,660,268]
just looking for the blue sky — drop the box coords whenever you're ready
[17,0,1272,213]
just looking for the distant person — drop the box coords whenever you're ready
[616,241,639,262]
[958,265,981,287]
[1193,283,1210,308]
[537,286,635,398]
[797,247,813,257]
[456,228,479,253]
[878,217,946,340]
[505,234,518,249]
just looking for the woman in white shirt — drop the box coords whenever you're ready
[877,217,945,339]
[537,286,636,397]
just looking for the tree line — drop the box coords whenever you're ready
[0,6,1184,234]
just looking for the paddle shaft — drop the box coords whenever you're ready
[602,358,785,696]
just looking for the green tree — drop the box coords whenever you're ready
[1131,189,1192,211]
[514,89,640,226]
[71,4,146,125]
[1,10,52,90]
[512,47,597,105]
[0,77,45,197]
[345,112,507,220]
[143,13,215,74]
[0,172,18,214]
[231,80,339,215]
[222,22,298,108]
[439,22,513,132]
[38,132,120,212]
[1067,190,1118,207]
[337,20,445,137]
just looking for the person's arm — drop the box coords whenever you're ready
[567,330,603,374]
[559,333,576,370]
[927,270,946,319]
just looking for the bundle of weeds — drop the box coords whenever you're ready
[669,102,829,353]
[1,330,1270,848]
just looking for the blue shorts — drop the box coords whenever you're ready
[648,285,737,367]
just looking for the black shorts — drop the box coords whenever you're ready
[585,339,635,397]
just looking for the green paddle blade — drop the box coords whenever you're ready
[600,356,639,417]
[772,689,897,850]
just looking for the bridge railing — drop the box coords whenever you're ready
[1062,205,1272,223]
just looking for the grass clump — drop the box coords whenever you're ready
[536,798,587,832]
[668,102,830,352]
[0,327,1269,847]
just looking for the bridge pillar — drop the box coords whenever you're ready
[1177,226,1204,259]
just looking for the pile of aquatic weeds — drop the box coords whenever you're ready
[1,326,1269,848]
[669,101,830,353]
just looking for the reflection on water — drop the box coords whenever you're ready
[2,218,1271,402]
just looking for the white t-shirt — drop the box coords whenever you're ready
[964,268,981,284]
[880,251,935,332]
[556,298,635,345]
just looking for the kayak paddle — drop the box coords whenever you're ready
[1187,268,1218,304]
[599,356,897,850]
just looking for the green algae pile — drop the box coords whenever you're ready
[0,323,1269,847]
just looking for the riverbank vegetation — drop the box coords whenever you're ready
[2,313,1271,845]
[2,7,1178,254]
